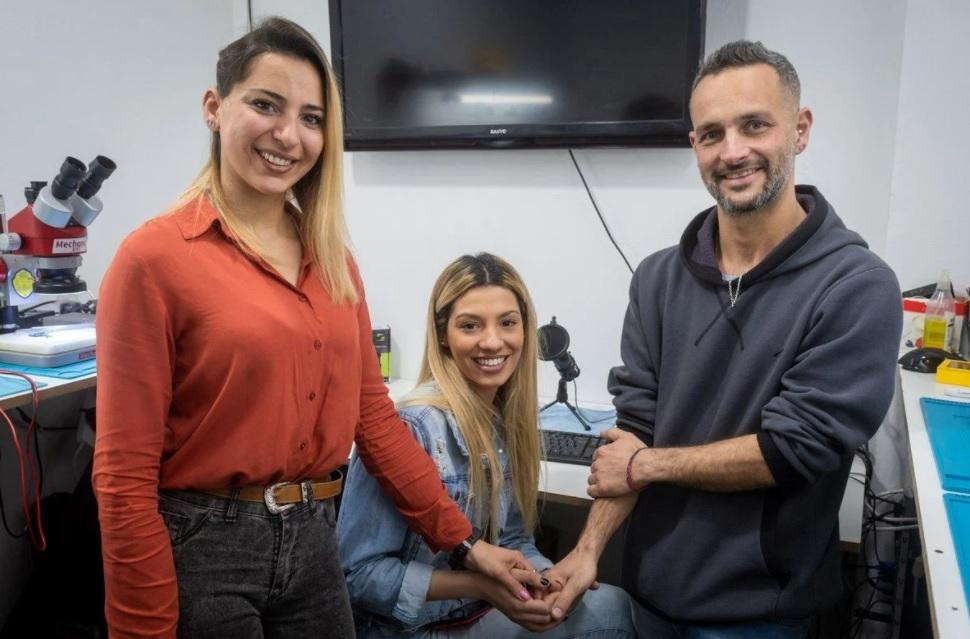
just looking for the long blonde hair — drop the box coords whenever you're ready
[178,17,357,304]
[401,254,541,535]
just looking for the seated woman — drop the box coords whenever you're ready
[338,253,635,637]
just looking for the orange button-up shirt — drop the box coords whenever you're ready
[93,196,470,638]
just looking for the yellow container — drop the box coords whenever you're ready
[923,317,949,349]
[936,359,970,388]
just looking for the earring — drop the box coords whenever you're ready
[206,119,218,131]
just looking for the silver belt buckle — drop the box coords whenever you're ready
[264,482,296,514]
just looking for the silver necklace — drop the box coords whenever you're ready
[727,272,743,308]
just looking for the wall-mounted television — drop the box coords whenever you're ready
[328,1,706,151]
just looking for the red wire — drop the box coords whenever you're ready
[0,405,30,539]
[0,371,45,551]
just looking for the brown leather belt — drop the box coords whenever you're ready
[207,470,342,514]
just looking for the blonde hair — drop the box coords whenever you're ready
[401,254,542,535]
[178,17,357,304]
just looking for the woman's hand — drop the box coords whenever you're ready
[474,572,556,632]
[464,540,542,602]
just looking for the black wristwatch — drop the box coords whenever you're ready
[448,527,483,570]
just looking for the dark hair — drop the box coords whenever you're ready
[215,17,328,99]
[693,40,800,103]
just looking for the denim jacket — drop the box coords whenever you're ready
[337,396,551,634]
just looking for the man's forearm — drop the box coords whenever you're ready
[632,433,775,491]
[576,493,638,558]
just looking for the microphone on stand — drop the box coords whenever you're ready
[538,317,590,430]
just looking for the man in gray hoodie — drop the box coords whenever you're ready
[542,41,901,637]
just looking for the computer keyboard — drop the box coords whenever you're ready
[541,429,605,466]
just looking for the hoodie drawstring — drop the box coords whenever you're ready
[694,287,745,350]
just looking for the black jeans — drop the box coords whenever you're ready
[159,489,355,639]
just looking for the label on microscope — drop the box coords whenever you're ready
[52,238,87,254]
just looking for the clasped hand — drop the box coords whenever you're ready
[467,541,604,631]
[466,541,579,631]
[587,427,648,497]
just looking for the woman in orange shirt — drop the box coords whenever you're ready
[93,17,537,639]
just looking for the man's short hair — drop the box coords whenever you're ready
[692,40,800,104]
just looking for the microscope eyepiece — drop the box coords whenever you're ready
[50,157,86,201]
[76,155,117,199]
[24,181,48,205]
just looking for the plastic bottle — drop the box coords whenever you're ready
[923,270,954,350]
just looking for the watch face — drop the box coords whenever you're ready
[448,540,472,570]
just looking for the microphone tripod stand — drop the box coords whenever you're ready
[540,377,591,431]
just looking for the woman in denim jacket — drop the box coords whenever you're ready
[338,253,635,637]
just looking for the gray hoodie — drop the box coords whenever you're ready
[609,185,901,622]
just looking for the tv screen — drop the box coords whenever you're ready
[329,1,706,150]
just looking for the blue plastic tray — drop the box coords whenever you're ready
[943,493,970,614]
[0,376,48,399]
[0,358,96,379]
[920,398,970,494]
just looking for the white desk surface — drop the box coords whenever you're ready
[0,369,96,410]
[899,370,970,639]
[386,379,865,545]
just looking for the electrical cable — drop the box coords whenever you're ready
[0,371,45,550]
[876,489,904,497]
[0,445,26,538]
[0,402,33,542]
[851,583,880,638]
[568,149,634,275]
[247,0,254,30]
[846,446,883,636]
[871,515,916,523]
[32,415,43,498]
[18,300,58,313]
[15,407,56,505]
[571,381,616,425]
[845,445,916,638]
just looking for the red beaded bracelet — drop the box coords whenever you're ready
[626,446,649,492]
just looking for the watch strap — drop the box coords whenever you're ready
[448,527,483,570]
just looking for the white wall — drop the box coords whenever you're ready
[2,1,965,406]
[257,0,915,403]
[0,0,240,291]
[886,0,970,291]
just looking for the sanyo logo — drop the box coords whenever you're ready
[489,128,508,135]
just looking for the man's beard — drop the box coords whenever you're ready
[705,145,795,216]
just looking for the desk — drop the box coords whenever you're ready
[899,369,970,638]
[0,372,97,411]
[0,368,96,626]
[385,379,866,547]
